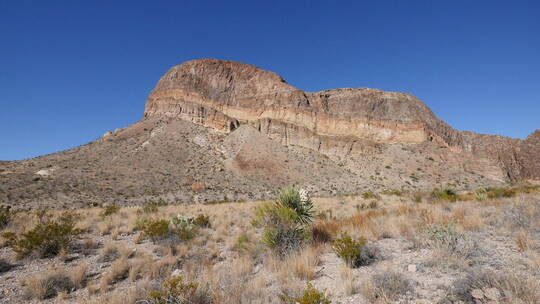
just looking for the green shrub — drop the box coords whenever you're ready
[0,205,12,229]
[2,212,81,258]
[136,218,170,241]
[412,192,423,203]
[100,204,120,217]
[332,233,370,267]
[431,188,458,201]
[486,187,516,199]
[362,192,380,200]
[282,283,331,304]
[146,276,212,304]
[193,214,211,228]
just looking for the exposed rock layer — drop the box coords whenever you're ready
[144,59,537,181]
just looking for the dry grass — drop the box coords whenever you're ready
[4,189,540,303]
[516,230,531,252]
[339,265,359,295]
[22,267,75,300]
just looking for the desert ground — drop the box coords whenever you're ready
[0,186,539,304]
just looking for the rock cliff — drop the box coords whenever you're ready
[144,58,536,181]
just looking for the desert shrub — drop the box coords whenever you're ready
[171,215,198,241]
[23,268,75,300]
[362,192,380,200]
[144,276,212,304]
[412,192,423,203]
[332,233,377,267]
[138,202,159,214]
[100,204,120,217]
[486,187,516,199]
[281,283,331,304]
[431,188,458,201]
[424,222,476,258]
[364,271,413,302]
[136,218,170,242]
[254,188,315,256]
[0,205,12,229]
[193,214,211,228]
[383,189,404,196]
[2,212,81,258]
[451,269,539,303]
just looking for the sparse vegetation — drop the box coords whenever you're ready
[22,268,76,300]
[1,188,539,303]
[2,212,81,258]
[282,283,331,304]
[144,276,212,304]
[254,187,315,255]
[362,271,413,303]
[431,188,458,201]
[136,218,170,241]
[0,205,12,229]
[100,204,120,217]
[332,232,377,267]
[361,191,379,200]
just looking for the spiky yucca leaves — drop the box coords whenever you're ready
[254,187,315,255]
[277,187,314,225]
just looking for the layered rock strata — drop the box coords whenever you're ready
[143,59,538,181]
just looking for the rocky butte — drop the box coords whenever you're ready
[145,59,537,181]
[1,58,538,208]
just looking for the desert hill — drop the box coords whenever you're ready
[1,59,538,209]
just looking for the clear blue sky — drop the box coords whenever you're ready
[1,1,539,160]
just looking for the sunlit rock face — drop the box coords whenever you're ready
[143,58,537,181]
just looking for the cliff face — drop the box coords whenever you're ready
[144,59,458,152]
[143,59,537,181]
[519,130,540,180]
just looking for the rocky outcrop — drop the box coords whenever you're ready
[519,130,540,180]
[143,59,538,181]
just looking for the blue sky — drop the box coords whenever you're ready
[1,1,539,160]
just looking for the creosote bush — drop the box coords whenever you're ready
[100,204,120,217]
[281,283,331,304]
[136,218,170,242]
[144,276,212,304]
[2,212,81,258]
[332,232,377,268]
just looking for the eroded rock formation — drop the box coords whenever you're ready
[143,58,537,181]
